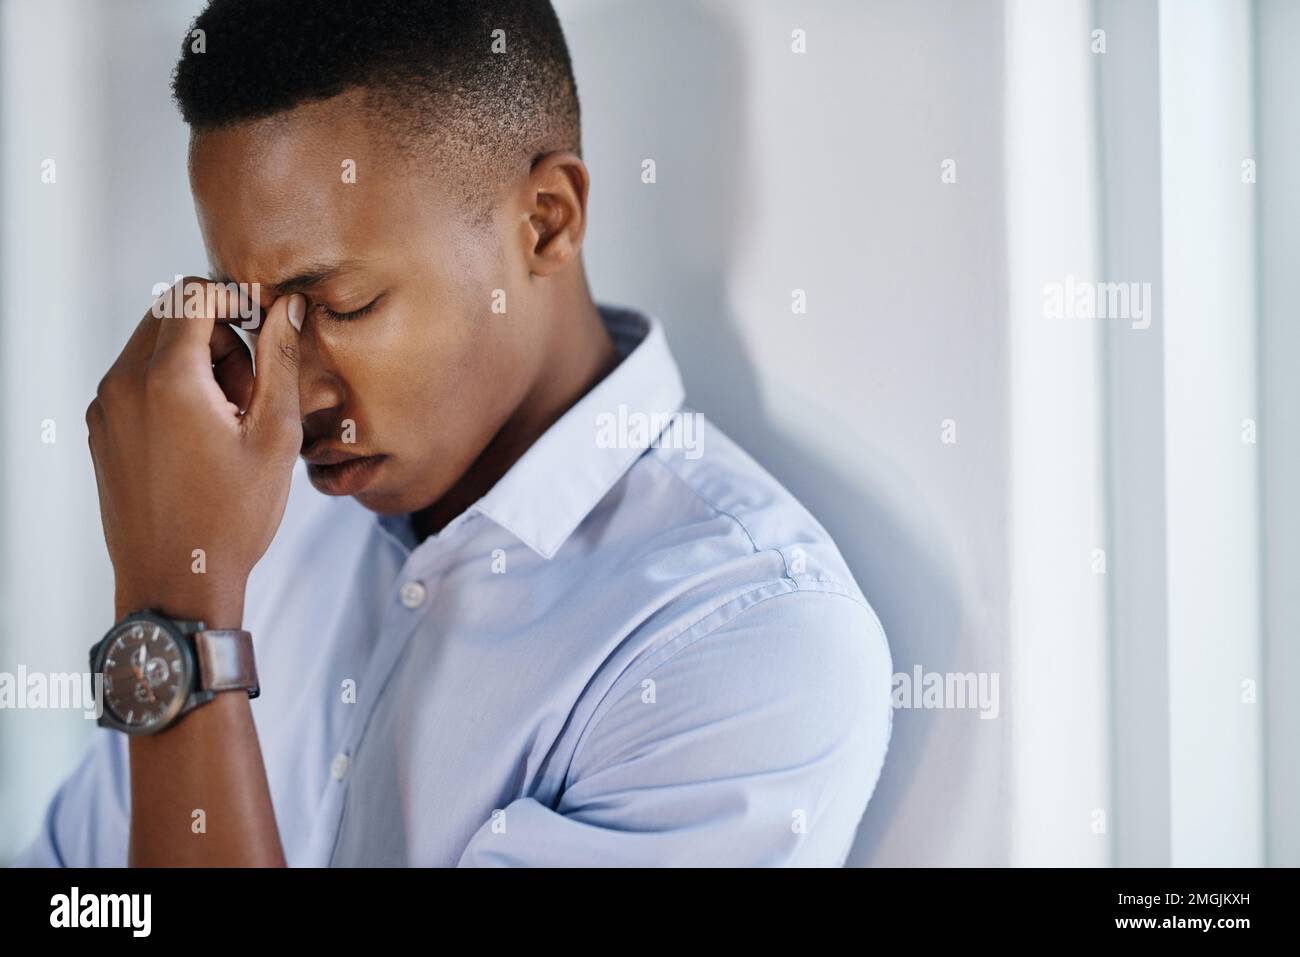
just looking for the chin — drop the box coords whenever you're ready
[351,481,437,517]
[350,487,408,514]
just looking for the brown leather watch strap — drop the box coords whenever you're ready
[193,629,260,698]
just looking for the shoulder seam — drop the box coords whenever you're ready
[643,452,797,585]
[565,586,881,786]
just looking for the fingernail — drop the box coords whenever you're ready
[287,293,305,332]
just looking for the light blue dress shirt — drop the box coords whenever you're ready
[15,305,893,867]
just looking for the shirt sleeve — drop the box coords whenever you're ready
[457,588,893,867]
[9,729,131,868]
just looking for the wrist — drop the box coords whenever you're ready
[114,578,247,629]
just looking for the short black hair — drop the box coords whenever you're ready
[172,0,581,217]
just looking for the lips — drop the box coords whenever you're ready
[302,443,387,495]
[302,443,369,466]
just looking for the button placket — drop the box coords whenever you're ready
[326,522,472,864]
[399,579,427,609]
[330,752,350,781]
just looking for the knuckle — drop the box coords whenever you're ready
[173,274,209,300]
[142,361,184,398]
[153,275,217,319]
[84,399,105,456]
[95,371,128,403]
[276,339,299,374]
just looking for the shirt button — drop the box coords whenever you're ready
[330,753,350,781]
[399,580,427,609]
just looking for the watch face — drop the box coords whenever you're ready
[99,616,191,732]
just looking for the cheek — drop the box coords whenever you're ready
[315,312,472,447]
[395,326,495,428]
[414,330,533,459]
[315,287,539,454]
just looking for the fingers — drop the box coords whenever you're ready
[150,276,232,366]
[244,292,305,442]
[104,278,295,442]
[152,274,263,346]
[211,323,255,413]
[111,307,165,374]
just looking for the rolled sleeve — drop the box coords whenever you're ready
[457,589,893,867]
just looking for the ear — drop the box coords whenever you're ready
[519,151,590,278]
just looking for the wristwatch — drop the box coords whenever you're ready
[89,609,259,735]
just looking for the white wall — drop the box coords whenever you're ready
[1003,0,1109,866]
[1157,0,1264,867]
[559,0,1012,865]
[1257,0,1300,867]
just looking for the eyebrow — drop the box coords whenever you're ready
[211,259,365,296]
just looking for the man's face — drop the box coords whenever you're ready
[189,90,545,515]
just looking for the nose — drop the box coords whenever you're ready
[293,319,347,428]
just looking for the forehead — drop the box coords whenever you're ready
[187,91,459,285]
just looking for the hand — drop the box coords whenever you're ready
[86,278,306,628]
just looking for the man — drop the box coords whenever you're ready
[15,0,891,867]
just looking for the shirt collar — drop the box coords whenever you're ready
[465,304,686,559]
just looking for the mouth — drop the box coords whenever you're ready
[302,447,387,495]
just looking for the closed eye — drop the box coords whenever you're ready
[314,294,382,322]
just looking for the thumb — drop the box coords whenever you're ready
[246,292,305,443]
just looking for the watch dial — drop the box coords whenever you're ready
[101,620,188,730]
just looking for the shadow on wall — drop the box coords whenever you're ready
[565,0,970,865]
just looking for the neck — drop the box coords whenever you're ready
[411,272,618,541]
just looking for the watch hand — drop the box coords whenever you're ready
[130,645,157,704]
